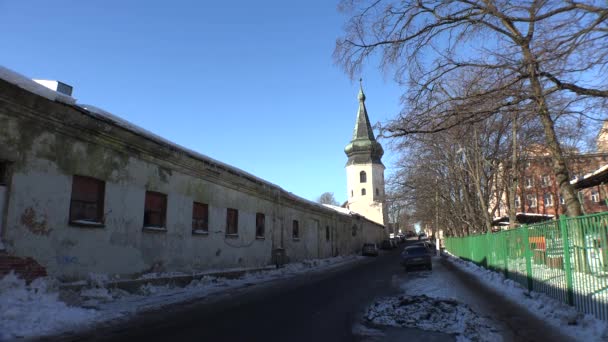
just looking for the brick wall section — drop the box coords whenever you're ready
[0,254,47,283]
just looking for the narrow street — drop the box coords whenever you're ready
[56,245,572,342]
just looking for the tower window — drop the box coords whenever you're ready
[361,188,366,196]
[360,171,367,183]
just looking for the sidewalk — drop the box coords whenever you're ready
[439,256,574,341]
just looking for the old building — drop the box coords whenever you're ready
[0,67,386,281]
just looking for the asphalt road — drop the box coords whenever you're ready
[60,246,449,342]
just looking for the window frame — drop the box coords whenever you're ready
[543,193,554,207]
[361,188,366,196]
[514,195,521,208]
[143,191,168,230]
[526,194,537,208]
[360,171,367,183]
[592,190,600,203]
[226,208,239,236]
[69,175,106,227]
[541,175,551,187]
[192,202,209,234]
[292,220,300,240]
[255,212,265,239]
[525,177,533,188]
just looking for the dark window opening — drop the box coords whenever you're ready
[361,188,366,196]
[351,190,353,197]
[70,175,105,224]
[144,191,167,228]
[192,202,209,232]
[293,220,299,239]
[352,224,357,236]
[0,162,8,185]
[376,188,379,196]
[256,213,265,238]
[226,208,239,235]
[326,226,330,241]
[360,171,367,183]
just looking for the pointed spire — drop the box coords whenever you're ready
[353,79,376,142]
[344,80,384,166]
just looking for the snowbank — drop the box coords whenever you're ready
[0,255,362,340]
[445,253,608,341]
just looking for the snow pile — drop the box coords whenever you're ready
[445,254,608,341]
[0,272,98,341]
[365,295,501,342]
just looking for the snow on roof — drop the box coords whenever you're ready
[570,164,608,184]
[0,66,75,105]
[322,204,355,216]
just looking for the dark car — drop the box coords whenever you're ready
[409,241,436,255]
[362,243,379,256]
[401,246,432,271]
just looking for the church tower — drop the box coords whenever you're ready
[344,82,387,227]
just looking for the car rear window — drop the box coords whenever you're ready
[405,247,428,255]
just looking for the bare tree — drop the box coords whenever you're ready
[335,0,608,216]
[317,192,340,206]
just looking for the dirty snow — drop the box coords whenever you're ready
[0,66,75,104]
[0,255,361,340]
[444,253,608,341]
[365,295,501,342]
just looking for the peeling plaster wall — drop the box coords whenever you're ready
[0,79,385,280]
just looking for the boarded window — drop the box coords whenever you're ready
[144,191,167,228]
[70,175,105,223]
[326,226,330,241]
[256,213,265,238]
[192,202,209,232]
[360,171,367,183]
[292,220,299,239]
[226,208,238,235]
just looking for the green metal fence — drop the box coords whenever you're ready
[445,211,608,321]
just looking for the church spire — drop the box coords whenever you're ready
[344,80,384,166]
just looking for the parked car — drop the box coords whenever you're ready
[380,239,392,250]
[362,243,379,256]
[418,233,428,241]
[401,245,432,271]
[389,238,398,248]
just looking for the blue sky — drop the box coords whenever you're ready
[0,1,404,204]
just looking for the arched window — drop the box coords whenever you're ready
[360,171,367,183]
[361,188,366,196]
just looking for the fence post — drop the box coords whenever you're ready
[522,226,534,291]
[559,215,574,306]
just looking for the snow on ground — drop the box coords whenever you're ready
[444,253,608,341]
[0,255,361,341]
[364,265,501,342]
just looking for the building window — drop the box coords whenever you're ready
[526,194,537,208]
[352,224,357,236]
[541,175,551,187]
[351,190,353,197]
[560,195,565,205]
[326,226,330,241]
[592,190,600,203]
[525,177,533,188]
[376,188,379,196]
[361,188,366,196]
[144,191,167,228]
[0,162,7,185]
[192,202,209,233]
[360,171,367,183]
[226,208,238,235]
[70,175,105,224]
[514,195,521,208]
[256,213,265,238]
[543,193,553,207]
[292,220,299,239]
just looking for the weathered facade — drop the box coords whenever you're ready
[0,69,385,280]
